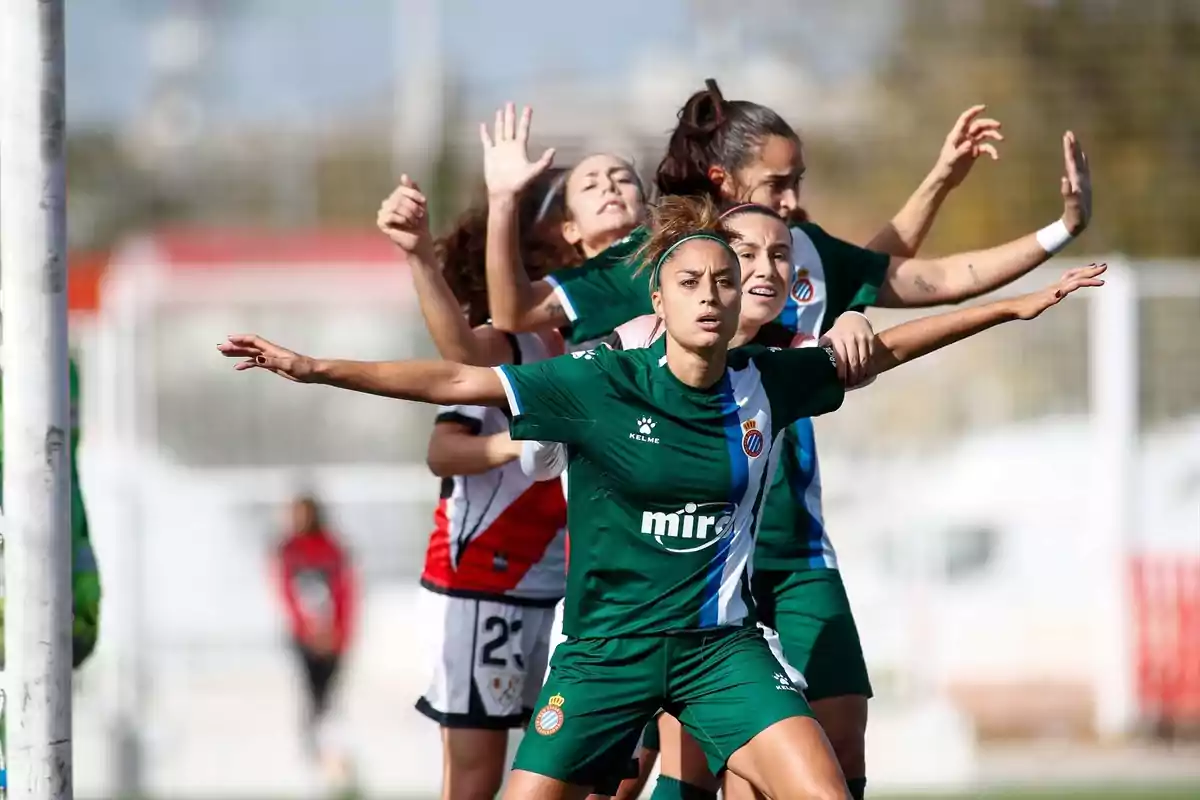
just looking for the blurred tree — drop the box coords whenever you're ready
[861,0,1200,258]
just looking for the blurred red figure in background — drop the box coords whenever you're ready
[276,493,358,794]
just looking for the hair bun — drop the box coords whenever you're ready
[678,78,726,136]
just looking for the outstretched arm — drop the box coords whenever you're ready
[218,334,507,407]
[377,176,513,366]
[860,264,1105,376]
[866,105,1002,257]
[877,131,1092,307]
[482,103,570,333]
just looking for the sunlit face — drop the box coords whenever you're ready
[651,239,742,353]
[727,212,792,327]
[727,135,805,215]
[562,154,645,255]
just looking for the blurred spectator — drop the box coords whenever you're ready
[275,493,357,796]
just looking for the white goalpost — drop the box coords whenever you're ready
[0,1,75,799]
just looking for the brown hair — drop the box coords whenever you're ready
[434,168,580,327]
[633,194,740,284]
[655,79,801,204]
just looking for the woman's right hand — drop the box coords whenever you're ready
[1009,263,1106,321]
[377,175,433,256]
[480,102,556,199]
[218,334,317,382]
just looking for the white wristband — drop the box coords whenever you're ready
[1036,219,1074,255]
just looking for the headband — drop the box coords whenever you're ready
[534,171,571,224]
[719,203,782,221]
[649,233,738,290]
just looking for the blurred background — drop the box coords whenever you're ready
[18,0,1200,797]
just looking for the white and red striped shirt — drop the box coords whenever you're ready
[420,332,567,605]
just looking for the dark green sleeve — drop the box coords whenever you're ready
[797,222,890,324]
[494,350,605,444]
[756,345,846,428]
[544,230,653,345]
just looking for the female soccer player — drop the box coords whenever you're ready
[375,172,572,800]
[219,194,1102,800]
[479,97,1020,796]
[649,79,1094,800]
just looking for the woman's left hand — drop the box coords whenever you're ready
[820,311,875,386]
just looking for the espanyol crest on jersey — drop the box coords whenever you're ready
[780,227,828,337]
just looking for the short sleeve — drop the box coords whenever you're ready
[544,231,653,344]
[435,404,488,435]
[493,351,603,444]
[518,439,568,481]
[755,345,846,428]
[798,223,890,319]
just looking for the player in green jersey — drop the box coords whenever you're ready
[0,358,102,788]
[649,80,1093,800]
[219,194,1102,799]
[0,358,102,669]
[476,96,1075,797]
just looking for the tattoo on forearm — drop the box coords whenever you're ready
[913,275,939,295]
[967,262,981,286]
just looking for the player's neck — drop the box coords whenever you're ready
[665,338,727,390]
[730,318,763,348]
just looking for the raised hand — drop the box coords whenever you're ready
[217,334,317,382]
[377,174,433,256]
[1010,263,1106,320]
[480,103,556,198]
[1060,131,1092,235]
[933,104,1004,189]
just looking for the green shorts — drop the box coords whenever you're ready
[751,568,872,702]
[513,625,811,790]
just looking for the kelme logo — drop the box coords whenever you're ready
[640,502,738,553]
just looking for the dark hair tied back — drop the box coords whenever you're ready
[655,77,801,205]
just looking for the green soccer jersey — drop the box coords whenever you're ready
[495,338,845,638]
[753,223,890,570]
[544,228,651,346]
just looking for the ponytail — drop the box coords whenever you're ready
[654,78,801,204]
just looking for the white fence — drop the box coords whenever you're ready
[49,254,1200,796]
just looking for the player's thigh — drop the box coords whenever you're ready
[514,636,661,793]
[725,715,847,800]
[441,727,509,800]
[415,591,533,730]
[654,712,719,792]
[668,626,815,778]
[810,694,868,777]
